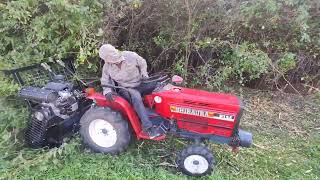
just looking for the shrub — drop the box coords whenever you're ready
[223,43,270,84]
[0,0,108,96]
[191,42,270,90]
[277,53,297,73]
[2,0,319,93]
[0,0,104,69]
[111,0,318,91]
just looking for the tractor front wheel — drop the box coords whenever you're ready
[177,145,215,176]
[80,107,131,155]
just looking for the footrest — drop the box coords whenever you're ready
[158,121,170,134]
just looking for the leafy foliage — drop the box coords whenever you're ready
[115,0,319,90]
[1,0,319,93]
[0,0,103,69]
[277,53,297,73]
[223,43,270,85]
[0,0,319,178]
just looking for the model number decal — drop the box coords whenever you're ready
[214,114,235,121]
[170,106,235,122]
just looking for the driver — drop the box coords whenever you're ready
[99,44,162,138]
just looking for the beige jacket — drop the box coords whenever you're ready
[101,51,149,95]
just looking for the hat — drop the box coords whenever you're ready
[99,44,124,63]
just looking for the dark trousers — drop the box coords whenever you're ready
[118,82,157,130]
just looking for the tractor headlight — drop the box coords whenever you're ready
[154,96,162,103]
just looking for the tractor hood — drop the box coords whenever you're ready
[146,85,244,138]
[151,86,242,115]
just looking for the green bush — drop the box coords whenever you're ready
[0,0,103,69]
[115,0,319,90]
[224,43,270,84]
[190,42,270,90]
[277,53,297,73]
[1,0,319,93]
[0,0,106,95]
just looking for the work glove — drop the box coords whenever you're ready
[105,92,116,102]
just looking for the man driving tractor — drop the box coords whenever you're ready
[99,44,162,138]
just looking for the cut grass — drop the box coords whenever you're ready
[0,90,319,179]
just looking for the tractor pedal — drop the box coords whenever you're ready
[159,123,169,134]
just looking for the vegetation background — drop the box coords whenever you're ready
[0,0,319,179]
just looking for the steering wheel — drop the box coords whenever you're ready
[142,73,169,83]
[101,73,170,91]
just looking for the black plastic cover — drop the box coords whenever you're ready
[44,82,73,91]
[19,86,58,102]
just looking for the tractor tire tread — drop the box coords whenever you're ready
[80,107,131,155]
[177,145,215,177]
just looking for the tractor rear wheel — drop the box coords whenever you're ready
[80,107,131,155]
[177,145,215,176]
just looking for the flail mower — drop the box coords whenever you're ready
[4,60,92,148]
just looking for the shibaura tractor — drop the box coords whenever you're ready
[11,60,252,177]
[80,74,252,176]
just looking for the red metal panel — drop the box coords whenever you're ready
[146,86,241,137]
[86,92,143,138]
[86,85,242,139]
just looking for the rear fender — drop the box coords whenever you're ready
[86,92,143,136]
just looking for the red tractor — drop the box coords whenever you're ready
[80,74,252,176]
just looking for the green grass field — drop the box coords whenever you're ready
[1,90,319,179]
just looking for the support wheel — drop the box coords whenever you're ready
[80,107,131,155]
[177,145,215,176]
